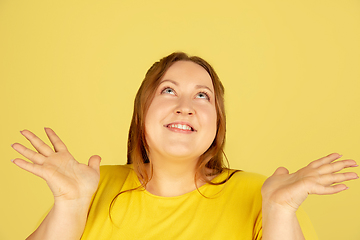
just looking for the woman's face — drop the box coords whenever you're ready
[145,61,217,162]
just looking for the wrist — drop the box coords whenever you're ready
[262,198,298,216]
[262,200,305,240]
[53,198,92,216]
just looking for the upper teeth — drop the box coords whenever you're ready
[169,124,192,131]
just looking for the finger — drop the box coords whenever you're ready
[317,160,358,174]
[11,143,46,164]
[319,172,359,186]
[20,130,54,156]
[311,184,348,195]
[12,158,44,178]
[88,155,101,175]
[309,153,342,168]
[44,128,68,152]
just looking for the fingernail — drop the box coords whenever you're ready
[351,165,359,167]
[11,159,14,163]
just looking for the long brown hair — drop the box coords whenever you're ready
[127,52,228,185]
[110,52,235,216]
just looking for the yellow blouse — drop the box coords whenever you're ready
[81,164,318,240]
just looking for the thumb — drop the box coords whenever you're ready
[88,155,101,174]
[272,166,289,176]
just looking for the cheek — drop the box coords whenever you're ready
[144,99,172,137]
[199,106,217,134]
[146,100,170,123]
[210,109,218,137]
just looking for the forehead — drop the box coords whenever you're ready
[161,61,214,90]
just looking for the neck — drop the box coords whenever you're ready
[145,154,205,197]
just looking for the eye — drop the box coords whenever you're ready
[196,92,210,101]
[161,87,176,95]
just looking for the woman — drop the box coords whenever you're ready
[11,52,358,239]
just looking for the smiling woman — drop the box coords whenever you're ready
[127,53,228,195]
[145,61,218,189]
[11,52,358,240]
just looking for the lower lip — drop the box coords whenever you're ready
[166,126,194,134]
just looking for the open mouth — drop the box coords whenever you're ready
[164,123,196,132]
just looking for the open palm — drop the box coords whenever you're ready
[12,128,101,202]
[261,153,358,212]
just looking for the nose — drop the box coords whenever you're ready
[175,98,194,116]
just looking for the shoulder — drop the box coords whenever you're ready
[206,170,266,210]
[99,164,133,184]
[219,169,267,185]
[100,164,133,174]
[216,169,267,196]
[230,170,267,185]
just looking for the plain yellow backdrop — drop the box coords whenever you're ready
[1,0,359,239]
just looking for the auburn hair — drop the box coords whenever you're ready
[127,52,228,186]
[110,52,236,217]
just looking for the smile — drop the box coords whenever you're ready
[164,123,197,132]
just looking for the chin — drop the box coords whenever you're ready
[164,146,204,160]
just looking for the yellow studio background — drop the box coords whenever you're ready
[1,0,359,239]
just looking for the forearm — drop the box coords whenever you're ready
[262,201,305,240]
[26,200,90,240]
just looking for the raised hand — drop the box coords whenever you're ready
[11,128,101,203]
[261,153,359,212]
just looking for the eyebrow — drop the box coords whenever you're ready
[160,79,214,94]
